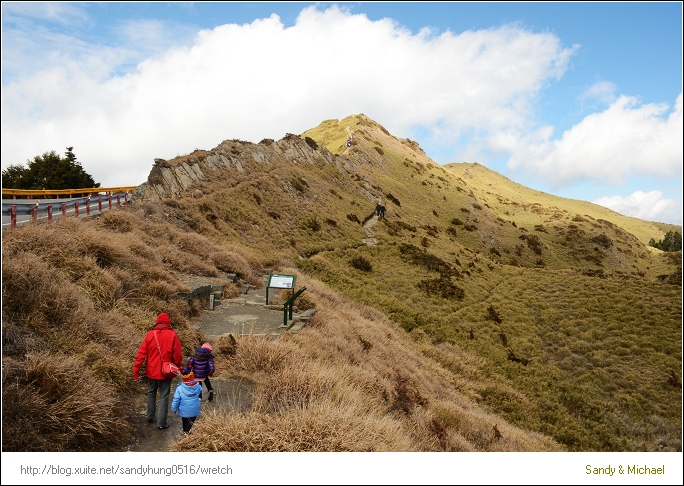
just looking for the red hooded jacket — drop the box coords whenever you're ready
[133,321,182,381]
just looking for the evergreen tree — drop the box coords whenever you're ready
[1,164,27,189]
[649,231,682,252]
[1,147,100,190]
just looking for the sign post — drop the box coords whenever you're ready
[265,273,296,305]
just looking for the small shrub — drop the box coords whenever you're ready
[591,234,613,248]
[163,198,182,209]
[399,243,456,277]
[417,276,464,299]
[451,218,463,226]
[291,178,307,193]
[389,374,427,414]
[386,193,401,207]
[460,208,470,213]
[259,138,274,145]
[267,211,281,220]
[101,211,133,233]
[463,224,477,232]
[350,256,372,272]
[252,193,262,205]
[397,221,417,232]
[302,218,321,232]
[347,214,361,224]
[486,305,502,324]
[359,337,373,351]
[423,225,439,237]
[534,225,547,233]
[472,203,482,210]
[507,349,529,366]
[446,227,457,236]
[217,334,237,356]
[524,234,543,254]
[374,146,384,155]
[325,218,337,227]
[490,247,501,257]
[421,237,430,248]
[304,137,318,150]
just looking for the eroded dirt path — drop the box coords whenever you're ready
[363,214,379,246]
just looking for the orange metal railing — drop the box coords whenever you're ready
[2,186,138,198]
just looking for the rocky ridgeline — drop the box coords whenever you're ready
[132,133,385,203]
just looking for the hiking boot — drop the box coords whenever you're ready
[157,424,169,430]
[208,390,214,402]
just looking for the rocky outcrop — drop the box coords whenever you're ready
[132,134,378,203]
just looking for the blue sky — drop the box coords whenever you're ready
[1,2,682,225]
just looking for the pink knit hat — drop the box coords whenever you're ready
[201,342,213,353]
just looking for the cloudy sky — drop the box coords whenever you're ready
[2,2,682,225]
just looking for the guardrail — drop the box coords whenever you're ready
[2,186,138,199]
[2,191,132,229]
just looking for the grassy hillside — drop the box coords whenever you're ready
[2,114,681,452]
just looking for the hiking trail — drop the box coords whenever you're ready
[125,273,314,452]
[363,214,379,246]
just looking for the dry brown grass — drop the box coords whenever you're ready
[2,353,130,451]
[1,206,266,451]
[211,250,261,287]
[181,271,563,452]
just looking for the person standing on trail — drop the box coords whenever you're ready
[186,342,215,402]
[132,312,183,430]
[171,368,202,434]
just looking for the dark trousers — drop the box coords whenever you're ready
[182,416,197,433]
[146,378,172,428]
[198,377,213,399]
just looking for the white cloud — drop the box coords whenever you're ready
[1,2,90,26]
[1,5,577,186]
[506,93,683,188]
[579,80,617,105]
[593,190,681,224]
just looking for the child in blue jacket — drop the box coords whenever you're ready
[171,368,201,433]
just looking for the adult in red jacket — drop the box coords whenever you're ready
[133,312,182,429]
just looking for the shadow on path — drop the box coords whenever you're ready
[125,377,256,452]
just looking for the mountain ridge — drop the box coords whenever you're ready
[113,114,682,451]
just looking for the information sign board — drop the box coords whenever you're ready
[266,273,297,305]
[268,274,296,289]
